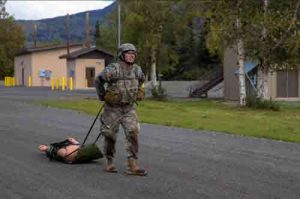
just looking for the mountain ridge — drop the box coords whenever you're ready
[16,2,116,47]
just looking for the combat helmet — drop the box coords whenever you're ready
[118,43,137,62]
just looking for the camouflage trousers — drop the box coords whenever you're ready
[100,104,140,160]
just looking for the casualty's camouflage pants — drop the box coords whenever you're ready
[100,104,140,160]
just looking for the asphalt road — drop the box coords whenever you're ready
[0,87,300,199]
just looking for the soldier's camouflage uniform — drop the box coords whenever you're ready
[95,61,145,161]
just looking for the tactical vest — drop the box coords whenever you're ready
[106,62,140,104]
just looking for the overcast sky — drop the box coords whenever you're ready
[6,0,114,20]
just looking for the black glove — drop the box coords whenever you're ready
[99,95,105,101]
[98,91,106,101]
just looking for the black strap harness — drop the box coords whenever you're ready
[63,104,105,158]
[46,104,105,162]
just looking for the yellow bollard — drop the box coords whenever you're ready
[5,77,8,87]
[4,77,7,87]
[8,77,11,87]
[69,77,73,91]
[12,77,15,87]
[28,76,32,87]
[51,79,55,90]
[62,77,65,91]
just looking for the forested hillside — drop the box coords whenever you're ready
[16,2,116,46]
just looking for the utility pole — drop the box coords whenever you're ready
[32,24,37,48]
[118,0,121,47]
[85,12,90,48]
[66,13,70,54]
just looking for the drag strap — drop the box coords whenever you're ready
[81,104,104,146]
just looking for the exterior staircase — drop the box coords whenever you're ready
[189,70,223,98]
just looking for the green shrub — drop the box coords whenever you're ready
[151,85,167,101]
[246,96,280,111]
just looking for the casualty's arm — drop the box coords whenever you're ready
[67,137,80,145]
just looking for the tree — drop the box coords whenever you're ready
[93,9,119,56]
[168,2,221,80]
[201,0,251,105]
[236,0,247,106]
[53,36,62,45]
[203,0,300,104]
[0,1,26,78]
[97,0,220,82]
[245,0,300,99]
[0,0,8,19]
[122,1,177,86]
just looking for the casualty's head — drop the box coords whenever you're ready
[118,43,137,64]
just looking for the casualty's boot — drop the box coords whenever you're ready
[126,158,147,176]
[106,158,118,173]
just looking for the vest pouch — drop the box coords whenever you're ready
[104,88,122,105]
[100,125,115,137]
[136,87,145,101]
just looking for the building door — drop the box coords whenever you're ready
[86,67,95,87]
[288,70,299,97]
[21,68,25,85]
[277,70,298,97]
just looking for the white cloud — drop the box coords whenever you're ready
[6,0,114,20]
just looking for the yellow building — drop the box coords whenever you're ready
[14,44,114,89]
[59,47,114,89]
[14,44,82,87]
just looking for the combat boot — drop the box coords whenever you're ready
[126,158,147,176]
[106,158,118,173]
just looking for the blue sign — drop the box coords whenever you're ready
[39,69,52,78]
[69,70,75,77]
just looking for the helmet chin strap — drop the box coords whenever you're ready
[124,60,134,65]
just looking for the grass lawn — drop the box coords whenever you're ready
[39,99,300,143]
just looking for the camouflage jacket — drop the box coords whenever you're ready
[95,61,145,104]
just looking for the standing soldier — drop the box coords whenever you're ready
[95,43,147,176]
